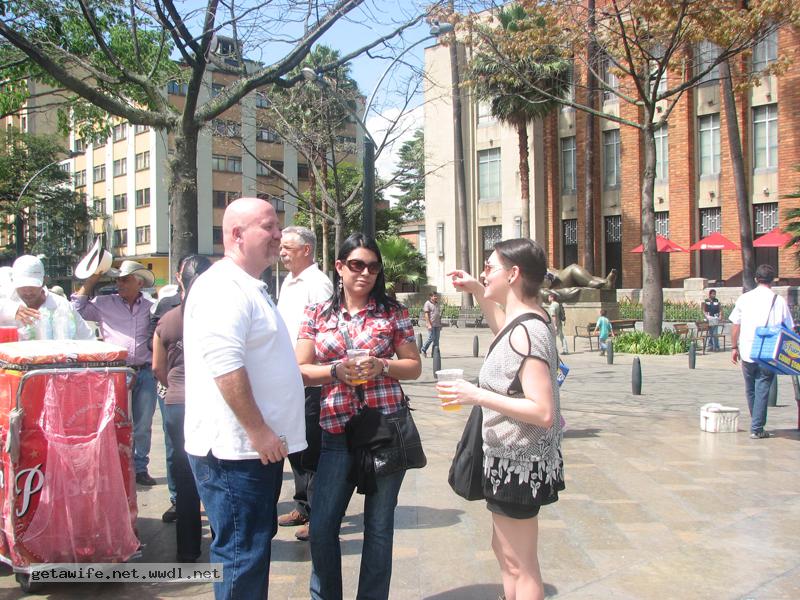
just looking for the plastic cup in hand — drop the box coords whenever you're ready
[436,369,463,411]
[0,326,18,343]
[347,349,371,385]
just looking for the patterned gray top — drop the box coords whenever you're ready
[479,314,562,463]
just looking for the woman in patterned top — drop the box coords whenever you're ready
[438,238,564,600]
[296,233,422,600]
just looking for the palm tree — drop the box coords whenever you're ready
[377,236,427,295]
[783,167,800,265]
[468,4,571,238]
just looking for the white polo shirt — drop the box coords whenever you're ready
[183,258,306,459]
[277,263,333,348]
[729,285,794,363]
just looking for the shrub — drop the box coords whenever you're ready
[618,299,734,322]
[613,330,690,355]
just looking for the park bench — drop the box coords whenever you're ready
[451,308,485,328]
[672,323,691,340]
[694,321,727,353]
[611,319,637,334]
[573,322,599,352]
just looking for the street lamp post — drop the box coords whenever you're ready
[302,20,453,238]
[15,150,84,255]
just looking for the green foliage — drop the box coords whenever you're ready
[392,129,425,221]
[377,236,426,294]
[618,298,734,322]
[783,166,800,265]
[613,331,689,355]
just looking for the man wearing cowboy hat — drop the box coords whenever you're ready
[72,259,165,486]
[0,255,94,339]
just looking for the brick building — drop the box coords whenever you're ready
[423,13,800,292]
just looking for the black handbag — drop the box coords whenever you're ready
[372,400,427,477]
[447,405,484,501]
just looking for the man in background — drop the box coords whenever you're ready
[420,291,442,358]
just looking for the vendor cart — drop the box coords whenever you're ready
[0,340,140,592]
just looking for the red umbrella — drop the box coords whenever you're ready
[689,232,740,251]
[753,227,793,248]
[631,234,688,253]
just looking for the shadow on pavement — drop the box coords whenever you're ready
[563,427,602,439]
[423,582,558,599]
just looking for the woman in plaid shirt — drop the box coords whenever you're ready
[296,233,422,600]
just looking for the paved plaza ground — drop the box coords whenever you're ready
[2,325,800,599]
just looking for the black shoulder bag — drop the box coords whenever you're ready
[340,326,426,495]
[447,312,547,501]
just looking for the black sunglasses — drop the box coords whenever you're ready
[345,259,382,275]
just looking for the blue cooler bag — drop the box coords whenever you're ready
[750,325,800,375]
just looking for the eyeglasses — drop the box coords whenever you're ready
[345,259,382,275]
[483,261,505,275]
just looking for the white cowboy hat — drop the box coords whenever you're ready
[75,238,114,279]
[107,260,155,288]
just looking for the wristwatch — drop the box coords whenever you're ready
[330,361,340,381]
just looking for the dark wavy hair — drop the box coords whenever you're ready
[178,254,212,311]
[494,238,548,299]
[323,232,400,319]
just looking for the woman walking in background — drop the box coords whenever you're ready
[152,255,212,562]
[296,233,421,600]
[438,238,564,600]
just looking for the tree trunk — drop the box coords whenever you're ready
[516,119,531,239]
[720,59,756,292]
[169,126,200,261]
[321,153,330,273]
[309,170,318,258]
[583,0,598,272]
[641,123,663,337]
[448,3,473,308]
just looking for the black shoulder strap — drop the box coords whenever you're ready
[764,294,778,328]
[487,312,548,358]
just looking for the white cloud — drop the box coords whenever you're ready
[366,105,423,204]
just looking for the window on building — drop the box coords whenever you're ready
[752,29,778,72]
[654,211,671,283]
[212,119,241,138]
[112,123,127,142]
[698,114,720,176]
[212,226,223,244]
[563,61,575,103]
[211,83,225,97]
[167,80,188,96]
[256,128,280,143]
[477,101,494,126]
[604,215,623,288]
[336,135,357,146]
[134,124,150,135]
[74,170,87,187]
[74,138,85,153]
[228,156,242,173]
[212,155,227,171]
[699,207,722,281]
[93,164,106,183]
[255,93,270,109]
[654,124,669,181]
[135,151,150,171]
[603,129,621,189]
[654,211,670,237]
[113,158,127,177]
[59,163,71,174]
[135,188,151,208]
[113,193,127,212]
[213,190,227,208]
[112,228,128,248]
[560,136,577,194]
[696,41,720,84]
[753,104,778,170]
[480,225,502,268]
[562,219,578,267]
[478,148,501,201]
[136,225,150,245]
[93,198,105,214]
[754,202,779,275]
[298,164,310,180]
[600,53,619,102]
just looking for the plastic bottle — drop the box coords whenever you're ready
[34,307,53,340]
[52,306,75,340]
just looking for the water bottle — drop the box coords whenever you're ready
[34,307,53,340]
[52,306,75,340]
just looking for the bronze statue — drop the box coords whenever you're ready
[542,264,618,302]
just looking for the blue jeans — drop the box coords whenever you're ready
[708,322,720,351]
[132,367,174,494]
[189,452,283,600]
[742,360,775,433]
[420,326,441,354]
[164,404,201,560]
[310,432,405,600]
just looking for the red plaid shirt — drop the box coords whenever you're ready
[298,298,416,434]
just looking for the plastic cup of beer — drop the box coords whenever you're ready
[436,369,464,411]
[347,349,371,385]
[0,326,19,343]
